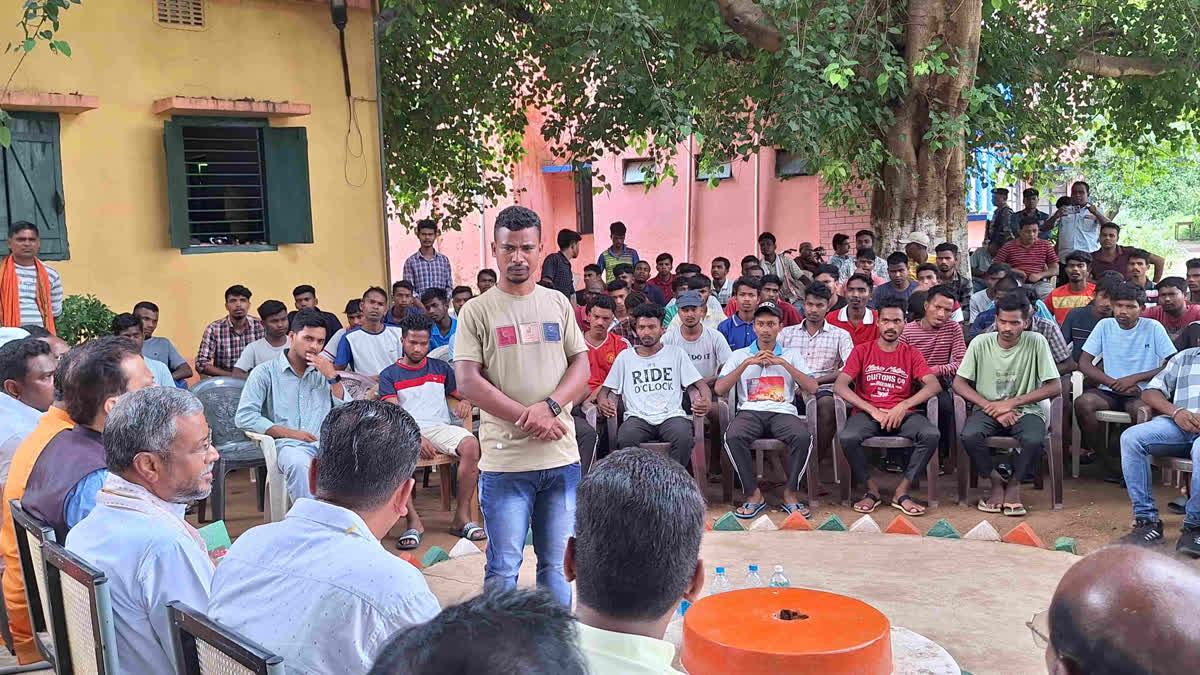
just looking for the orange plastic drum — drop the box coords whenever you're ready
[681,588,892,674]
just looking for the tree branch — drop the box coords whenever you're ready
[714,0,781,53]
[1066,49,1170,78]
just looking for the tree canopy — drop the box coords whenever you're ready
[378,0,1200,236]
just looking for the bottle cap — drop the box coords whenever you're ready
[774,565,784,572]
[749,564,758,571]
[715,567,725,574]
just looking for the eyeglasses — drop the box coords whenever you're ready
[1027,610,1050,649]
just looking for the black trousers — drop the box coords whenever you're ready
[961,409,1045,479]
[723,410,812,496]
[573,410,598,476]
[617,416,694,466]
[838,412,939,485]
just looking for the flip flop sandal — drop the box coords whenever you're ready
[449,522,487,541]
[977,499,1002,514]
[1002,503,1028,517]
[853,492,881,514]
[396,528,423,550]
[734,502,768,519]
[891,495,926,516]
[780,503,812,520]
[1168,496,1188,515]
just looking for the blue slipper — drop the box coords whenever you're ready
[734,502,767,519]
[780,503,812,519]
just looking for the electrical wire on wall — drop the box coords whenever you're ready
[332,0,366,187]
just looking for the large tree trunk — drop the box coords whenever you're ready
[871,0,981,258]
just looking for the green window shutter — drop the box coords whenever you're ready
[163,120,192,249]
[0,113,69,260]
[262,127,313,244]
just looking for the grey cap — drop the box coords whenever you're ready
[676,290,703,309]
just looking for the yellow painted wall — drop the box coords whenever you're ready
[11,0,386,363]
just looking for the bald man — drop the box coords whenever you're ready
[1044,546,1200,674]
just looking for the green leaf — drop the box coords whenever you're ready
[0,125,11,149]
[21,38,35,52]
[52,40,70,56]
[876,72,889,96]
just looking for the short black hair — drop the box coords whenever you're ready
[110,313,141,335]
[833,233,850,247]
[583,263,603,276]
[1094,274,1123,297]
[1157,276,1187,295]
[876,296,908,319]
[574,449,704,620]
[677,263,702,275]
[64,337,142,425]
[292,284,316,297]
[398,312,433,337]
[367,587,586,675]
[1072,180,1091,194]
[7,221,37,237]
[855,229,874,240]
[757,232,776,244]
[19,325,51,338]
[732,276,762,295]
[845,273,874,289]
[631,303,665,325]
[344,299,361,314]
[805,282,833,303]
[687,276,709,291]
[605,279,628,293]
[739,255,759,267]
[317,400,421,510]
[908,292,927,320]
[655,252,673,265]
[556,229,581,250]
[760,273,783,288]
[995,291,1032,317]
[363,286,389,303]
[1127,248,1151,265]
[856,247,877,262]
[392,279,415,293]
[624,292,647,313]
[916,263,939,276]
[1100,222,1121,234]
[671,276,690,292]
[415,218,437,234]
[1187,258,1200,272]
[886,251,909,267]
[816,264,840,279]
[609,221,626,236]
[1023,187,1039,198]
[0,338,51,384]
[494,206,541,234]
[986,262,1012,277]
[452,286,473,298]
[585,294,616,314]
[994,274,1021,292]
[224,285,251,301]
[477,268,497,281]
[1110,282,1146,306]
[1056,196,1072,208]
[421,287,449,306]
[926,284,958,306]
[712,256,730,269]
[612,263,634,278]
[1064,251,1093,266]
[289,309,328,335]
[934,242,959,256]
[133,301,159,315]
[257,300,288,320]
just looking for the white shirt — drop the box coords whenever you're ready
[322,327,347,360]
[208,498,441,675]
[603,345,702,425]
[0,394,41,483]
[715,278,735,305]
[1057,206,1101,254]
[719,343,812,416]
[65,501,213,675]
[335,325,405,375]
[235,337,290,373]
[578,622,679,675]
[663,324,733,379]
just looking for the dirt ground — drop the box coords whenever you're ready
[205,454,1195,562]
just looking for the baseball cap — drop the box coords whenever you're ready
[675,290,703,309]
[898,232,932,248]
[754,301,784,319]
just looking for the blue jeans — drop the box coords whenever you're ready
[1120,416,1200,528]
[479,464,580,607]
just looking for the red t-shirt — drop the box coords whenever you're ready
[826,307,879,345]
[648,274,676,301]
[586,331,631,389]
[575,305,590,332]
[841,341,933,410]
[1142,304,1200,337]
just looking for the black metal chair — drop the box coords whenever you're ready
[167,601,285,675]
[40,540,118,674]
[9,499,55,668]
[192,377,266,522]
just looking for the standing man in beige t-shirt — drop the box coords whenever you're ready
[455,206,590,606]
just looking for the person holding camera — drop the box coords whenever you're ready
[1044,181,1110,258]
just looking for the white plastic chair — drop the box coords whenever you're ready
[244,432,292,523]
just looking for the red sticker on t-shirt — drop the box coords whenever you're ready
[496,325,518,347]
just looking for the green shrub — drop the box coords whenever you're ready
[56,294,115,345]
[1119,216,1191,273]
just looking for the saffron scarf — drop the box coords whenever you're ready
[0,255,55,334]
[95,473,213,567]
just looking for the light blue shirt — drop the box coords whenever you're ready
[145,356,176,388]
[431,317,457,349]
[209,498,441,674]
[66,498,213,675]
[64,468,109,528]
[1081,317,1177,390]
[0,394,41,482]
[234,351,350,452]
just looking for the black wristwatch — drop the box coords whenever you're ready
[543,397,562,416]
[327,375,342,385]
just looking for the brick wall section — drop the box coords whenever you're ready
[816,181,872,255]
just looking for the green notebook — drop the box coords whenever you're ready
[198,521,232,564]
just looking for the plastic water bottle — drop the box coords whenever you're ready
[744,564,764,588]
[768,565,791,588]
[709,567,733,595]
[663,600,690,648]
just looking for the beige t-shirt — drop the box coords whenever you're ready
[454,284,588,472]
